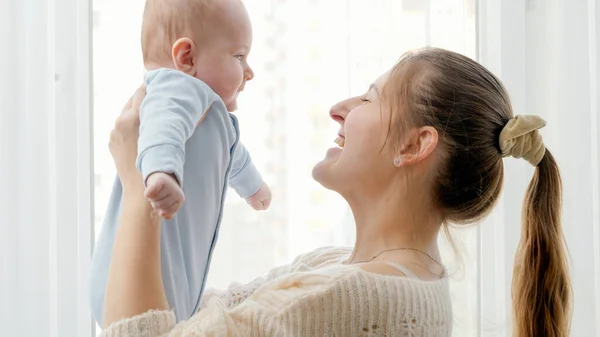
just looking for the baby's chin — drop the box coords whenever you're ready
[225,97,238,112]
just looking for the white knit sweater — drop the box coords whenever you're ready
[101,247,452,337]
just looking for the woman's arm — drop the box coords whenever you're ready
[102,86,170,329]
[102,181,169,327]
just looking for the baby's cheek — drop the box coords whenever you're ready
[221,74,241,96]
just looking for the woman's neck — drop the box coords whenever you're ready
[346,188,443,264]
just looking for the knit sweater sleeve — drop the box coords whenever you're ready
[102,270,365,337]
[197,260,291,312]
[99,310,176,337]
[168,268,352,336]
[101,268,451,337]
[197,246,345,311]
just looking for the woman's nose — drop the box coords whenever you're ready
[329,96,359,124]
[329,103,345,124]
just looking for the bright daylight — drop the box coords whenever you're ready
[2,0,599,336]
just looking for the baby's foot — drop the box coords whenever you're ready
[145,172,185,219]
[246,182,272,211]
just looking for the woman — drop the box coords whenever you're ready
[101,48,571,337]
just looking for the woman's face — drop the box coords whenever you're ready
[312,70,396,196]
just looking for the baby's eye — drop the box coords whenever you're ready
[360,97,370,103]
[235,54,245,60]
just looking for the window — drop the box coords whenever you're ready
[92,0,477,335]
[4,0,600,336]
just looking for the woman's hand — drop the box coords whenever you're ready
[109,85,146,189]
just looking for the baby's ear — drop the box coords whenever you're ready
[172,38,196,75]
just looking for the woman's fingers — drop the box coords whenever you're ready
[109,85,147,182]
[120,88,137,114]
[121,94,134,113]
[131,85,146,117]
[113,85,146,138]
[115,84,145,131]
[120,84,146,115]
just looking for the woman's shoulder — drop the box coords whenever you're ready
[332,269,452,327]
[334,263,450,289]
[259,266,452,335]
[312,264,453,316]
[277,259,452,309]
[288,246,352,269]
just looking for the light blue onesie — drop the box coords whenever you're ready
[89,68,263,326]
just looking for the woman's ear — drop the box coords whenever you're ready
[172,38,196,76]
[393,126,438,167]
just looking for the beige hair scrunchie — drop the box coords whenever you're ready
[499,115,547,166]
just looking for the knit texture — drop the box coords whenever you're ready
[101,247,452,337]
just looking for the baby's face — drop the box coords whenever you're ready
[192,0,254,112]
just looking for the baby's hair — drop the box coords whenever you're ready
[141,0,217,64]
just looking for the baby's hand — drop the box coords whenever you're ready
[145,172,185,219]
[246,182,271,211]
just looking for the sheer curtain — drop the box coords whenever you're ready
[0,0,94,336]
[1,0,599,336]
[478,0,600,335]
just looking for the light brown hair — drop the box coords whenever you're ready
[382,47,571,337]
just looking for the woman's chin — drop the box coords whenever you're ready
[311,148,342,187]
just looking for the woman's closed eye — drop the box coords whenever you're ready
[360,97,370,103]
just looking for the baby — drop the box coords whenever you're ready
[90,0,270,326]
[140,0,270,216]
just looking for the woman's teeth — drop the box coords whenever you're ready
[334,137,345,148]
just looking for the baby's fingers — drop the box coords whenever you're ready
[146,184,174,202]
[144,182,163,200]
[159,199,183,220]
[152,194,175,211]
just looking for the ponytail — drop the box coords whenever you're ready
[512,150,572,337]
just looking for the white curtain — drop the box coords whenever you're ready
[1,0,598,336]
[0,0,94,336]
[478,0,600,335]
